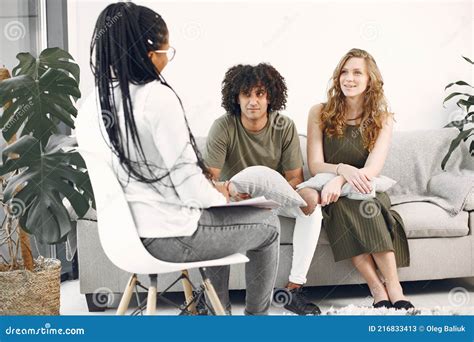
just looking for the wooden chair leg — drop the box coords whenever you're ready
[181,270,197,314]
[146,274,157,315]
[203,279,226,315]
[199,268,226,315]
[116,274,137,315]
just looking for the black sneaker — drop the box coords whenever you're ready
[282,287,321,315]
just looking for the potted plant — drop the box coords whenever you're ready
[0,48,94,315]
[442,56,474,169]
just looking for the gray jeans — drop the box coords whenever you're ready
[142,206,280,315]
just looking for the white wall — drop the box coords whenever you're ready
[68,0,473,136]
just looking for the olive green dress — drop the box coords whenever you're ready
[322,124,410,267]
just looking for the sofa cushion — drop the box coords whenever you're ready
[280,202,470,245]
[465,188,474,211]
[392,202,469,238]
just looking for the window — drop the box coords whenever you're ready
[0,0,45,71]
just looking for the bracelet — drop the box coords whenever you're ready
[335,163,343,175]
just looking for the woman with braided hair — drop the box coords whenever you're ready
[76,2,280,315]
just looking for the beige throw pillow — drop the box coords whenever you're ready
[296,173,397,200]
[230,166,307,217]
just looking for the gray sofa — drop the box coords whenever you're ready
[77,128,474,311]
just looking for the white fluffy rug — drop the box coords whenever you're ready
[322,304,474,315]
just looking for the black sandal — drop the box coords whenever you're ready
[373,300,392,309]
[392,300,415,310]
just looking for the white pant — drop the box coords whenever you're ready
[288,206,322,285]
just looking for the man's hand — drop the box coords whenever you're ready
[297,187,320,215]
[214,181,230,202]
[228,182,251,202]
[320,177,343,206]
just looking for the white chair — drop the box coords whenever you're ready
[78,149,249,315]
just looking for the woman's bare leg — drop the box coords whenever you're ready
[372,251,407,303]
[351,253,388,303]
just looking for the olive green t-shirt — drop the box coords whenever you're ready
[205,112,304,181]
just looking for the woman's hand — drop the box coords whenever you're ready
[321,177,343,206]
[338,164,373,194]
[228,182,251,202]
[297,187,320,215]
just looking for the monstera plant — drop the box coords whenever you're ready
[0,48,93,315]
[442,56,474,169]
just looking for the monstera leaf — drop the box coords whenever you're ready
[12,47,80,82]
[0,134,94,244]
[0,48,81,147]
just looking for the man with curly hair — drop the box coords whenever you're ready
[205,63,323,315]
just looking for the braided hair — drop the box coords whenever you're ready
[90,2,209,191]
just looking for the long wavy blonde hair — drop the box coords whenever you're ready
[320,48,393,151]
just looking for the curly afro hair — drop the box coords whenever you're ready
[221,63,287,116]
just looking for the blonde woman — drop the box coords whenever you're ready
[307,48,413,310]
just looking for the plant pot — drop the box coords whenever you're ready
[0,257,61,315]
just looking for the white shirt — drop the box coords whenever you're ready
[75,80,226,238]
